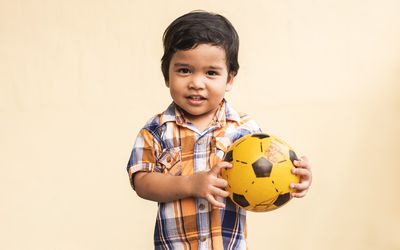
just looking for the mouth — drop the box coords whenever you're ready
[187,95,206,101]
[186,95,206,105]
[187,95,206,100]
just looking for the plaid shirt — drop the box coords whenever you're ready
[127,100,261,250]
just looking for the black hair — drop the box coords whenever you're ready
[161,10,239,81]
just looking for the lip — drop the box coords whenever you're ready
[186,95,206,105]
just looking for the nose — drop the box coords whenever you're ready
[188,74,205,89]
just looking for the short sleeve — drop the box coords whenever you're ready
[126,128,161,189]
[233,113,262,142]
[214,113,262,161]
[242,115,262,134]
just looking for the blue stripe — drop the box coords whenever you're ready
[222,199,246,249]
[129,99,259,248]
[155,203,173,249]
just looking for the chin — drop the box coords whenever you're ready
[182,108,207,117]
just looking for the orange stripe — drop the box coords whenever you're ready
[173,201,189,250]
[179,128,198,246]
[210,208,223,249]
[141,129,158,163]
[180,128,194,176]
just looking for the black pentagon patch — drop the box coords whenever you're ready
[289,150,298,164]
[252,157,273,177]
[251,133,270,139]
[224,150,233,162]
[233,193,250,207]
[274,193,291,206]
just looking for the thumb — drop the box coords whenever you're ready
[210,161,232,176]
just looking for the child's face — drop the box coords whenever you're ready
[166,44,234,123]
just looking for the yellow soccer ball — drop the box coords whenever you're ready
[221,133,300,212]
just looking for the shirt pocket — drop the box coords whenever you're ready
[213,136,233,163]
[156,146,182,176]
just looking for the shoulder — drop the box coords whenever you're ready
[225,102,261,133]
[142,103,175,133]
[236,112,262,136]
[239,111,259,126]
[143,114,162,133]
[237,111,253,123]
[139,103,178,147]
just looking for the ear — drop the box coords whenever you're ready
[165,80,169,88]
[225,72,235,92]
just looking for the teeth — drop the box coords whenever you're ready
[190,96,202,100]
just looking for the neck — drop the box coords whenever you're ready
[180,109,217,133]
[190,117,214,133]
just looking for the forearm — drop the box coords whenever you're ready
[134,172,193,203]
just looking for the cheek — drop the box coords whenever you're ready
[216,82,230,94]
[209,87,228,101]
[169,86,182,98]
[169,87,176,96]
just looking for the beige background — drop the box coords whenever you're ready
[1,0,399,249]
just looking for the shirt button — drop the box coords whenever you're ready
[197,139,203,145]
[200,236,206,242]
[199,203,205,210]
[166,156,172,163]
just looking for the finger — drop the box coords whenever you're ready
[293,160,309,169]
[301,155,309,162]
[291,168,311,179]
[213,178,228,189]
[215,195,225,206]
[292,189,308,198]
[294,156,310,169]
[206,194,225,208]
[210,186,230,198]
[223,160,233,165]
[290,181,311,191]
[210,161,232,175]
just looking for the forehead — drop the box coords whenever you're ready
[171,44,227,66]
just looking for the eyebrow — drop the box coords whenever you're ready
[208,66,224,70]
[173,63,190,67]
[173,63,223,70]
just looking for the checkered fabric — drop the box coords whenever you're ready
[127,100,261,250]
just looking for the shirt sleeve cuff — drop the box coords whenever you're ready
[127,162,156,190]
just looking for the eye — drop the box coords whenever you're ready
[177,68,191,74]
[206,70,218,76]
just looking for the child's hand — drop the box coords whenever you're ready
[189,161,232,208]
[290,156,312,198]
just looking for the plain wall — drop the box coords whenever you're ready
[1,1,399,249]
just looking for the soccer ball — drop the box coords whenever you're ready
[221,133,300,212]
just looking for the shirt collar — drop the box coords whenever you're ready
[159,99,241,127]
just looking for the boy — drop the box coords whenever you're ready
[127,11,312,249]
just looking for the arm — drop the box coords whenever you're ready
[134,161,232,208]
